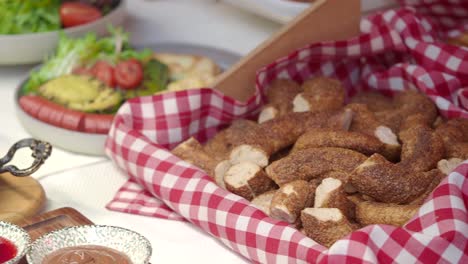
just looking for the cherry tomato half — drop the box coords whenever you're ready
[91,61,115,87]
[60,2,102,28]
[115,59,144,89]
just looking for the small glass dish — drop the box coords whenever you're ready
[26,225,152,264]
[0,221,31,264]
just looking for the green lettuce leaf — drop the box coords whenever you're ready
[23,27,154,94]
[0,0,61,34]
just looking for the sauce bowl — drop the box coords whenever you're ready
[26,225,152,264]
[0,221,31,264]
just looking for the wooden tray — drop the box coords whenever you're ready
[16,207,93,264]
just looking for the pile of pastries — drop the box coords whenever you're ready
[172,77,467,247]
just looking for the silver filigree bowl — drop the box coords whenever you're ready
[0,221,31,264]
[26,225,152,264]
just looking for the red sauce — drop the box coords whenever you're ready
[0,237,17,262]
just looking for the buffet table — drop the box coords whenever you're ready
[0,1,279,263]
[0,0,407,263]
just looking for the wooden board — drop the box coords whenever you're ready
[16,207,94,264]
[0,172,46,224]
[17,207,94,240]
[214,0,361,102]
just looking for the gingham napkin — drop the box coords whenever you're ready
[105,2,468,263]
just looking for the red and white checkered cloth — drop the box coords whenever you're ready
[105,2,468,263]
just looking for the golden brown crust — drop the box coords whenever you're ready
[345,103,381,135]
[292,129,383,156]
[172,137,217,177]
[395,90,438,121]
[345,104,401,161]
[318,171,350,184]
[435,119,466,146]
[409,169,446,205]
[435,118,468,160]
[314,178,351,219]
[399,114,434,133]
[293,77,345,113]
[447,118,468,139]
[266,147,367,185]
[269,147,292,163]
[399,123,445,172]
[251,190,278,215]
[266,79,302,115]
[230,110,353,167]
[225,182,255,201]
[375,90,438,133]
[350,154,436,204]
[350,91,394,112]
[301,208,355,248]
[224,162,276,201]
[270,180,315,223]
[236,112,336,155]
[204,119,258,158]
[446,143,468,160]
[355,201,420,227]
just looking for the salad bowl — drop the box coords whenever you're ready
[0,0,126,65]
[15,42,241,156]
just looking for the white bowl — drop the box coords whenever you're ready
[0,221,31,264]
[15,43,241,156]
[26,225,152,264]
[15,101,109,156]
[0,0,127,65]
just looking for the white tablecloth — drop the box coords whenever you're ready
[0,1,395,263]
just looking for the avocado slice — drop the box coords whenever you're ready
[39,75,123,113]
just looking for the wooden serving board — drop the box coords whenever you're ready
[17,207,94,240]
[0,172,46,224]
[16,207,94,264]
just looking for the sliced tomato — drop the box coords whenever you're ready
[60,2,102,28]
[115,59,144,89]
[83,114,114,134]
[91,61,115,87]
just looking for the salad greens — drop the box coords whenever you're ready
[23,27,160,95]
[0,0,61,34]
[23,28,158,93]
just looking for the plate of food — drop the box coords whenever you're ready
[0,0,126,65]
[15,28,241,156]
